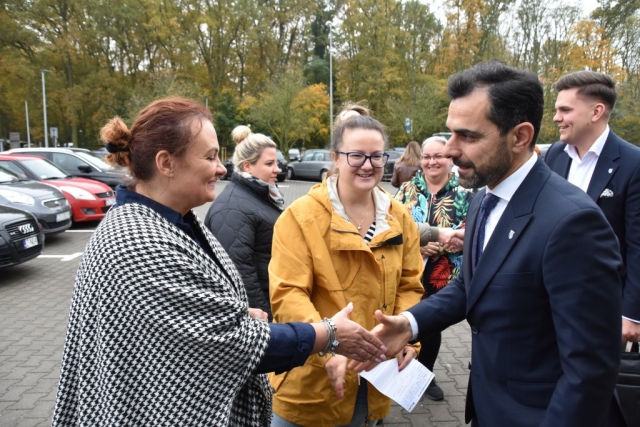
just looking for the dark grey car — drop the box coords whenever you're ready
[382,151,402,182]
[7,148,128,189]
[0,205,45,268]
[0,167,72,235]
[286,149,334,181]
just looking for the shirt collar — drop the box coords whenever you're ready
[564,125,610,161]
[115,185,184,226]
[488,152,537,203]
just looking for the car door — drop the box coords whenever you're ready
[51,153,93,177]
[297,151,315,178]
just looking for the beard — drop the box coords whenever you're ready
[454,136,511,189]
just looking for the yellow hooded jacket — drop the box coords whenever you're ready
[269,178,423,426]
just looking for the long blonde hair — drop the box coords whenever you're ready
[397,140,421,167]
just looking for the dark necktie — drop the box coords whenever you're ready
[472,193,500,269]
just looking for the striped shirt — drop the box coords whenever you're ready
[363,222,376,244]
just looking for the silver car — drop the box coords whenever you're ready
[286,149,333,181]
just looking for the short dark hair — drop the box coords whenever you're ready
[448,60,544,147]
[554,71,617,111]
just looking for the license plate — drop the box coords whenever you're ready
[23,236,38,249]
[105,198,116,207]
[56,211,71,222]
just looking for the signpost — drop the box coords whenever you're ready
[50,127,58,147]
[404,117,412,134]
[9,132,21,149]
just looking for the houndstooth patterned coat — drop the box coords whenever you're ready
[52,202,272,426]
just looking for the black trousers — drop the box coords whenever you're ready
[417,331,442,373]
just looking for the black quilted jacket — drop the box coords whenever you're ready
[205,173,282,320]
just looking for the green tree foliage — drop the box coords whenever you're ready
[1,0,639,149]
[249,74,329,153]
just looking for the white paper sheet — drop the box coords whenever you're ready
[359,358,434,412]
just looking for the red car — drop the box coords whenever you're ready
[0,154,115,222]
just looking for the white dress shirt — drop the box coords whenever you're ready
[402,153,538,339]
[564,126,609,193]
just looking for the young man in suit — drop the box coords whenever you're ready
[545,70,640,344]
[350,61,624,426]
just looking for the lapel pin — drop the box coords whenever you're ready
[508,230,515,239]
[608,168,613,173]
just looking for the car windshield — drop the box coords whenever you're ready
[277,151,285,161]
[21,158,69,179]
[75,151,112,171]
[0,166,21,183]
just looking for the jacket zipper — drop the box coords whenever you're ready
[381,254,387,310]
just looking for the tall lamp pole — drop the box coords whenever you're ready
[42,69,50,148]
[25,101,31,148]
[327,22,334,146]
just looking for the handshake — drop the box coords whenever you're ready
[317,307,416,399]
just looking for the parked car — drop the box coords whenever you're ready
[0,205,45,268]
[222,150,287,182]
[0,154,115,222]
[0,166,72,235]
[6,147,129,189]
[382,150,403,182]
[286,149,334,181]
[288,148,301,161]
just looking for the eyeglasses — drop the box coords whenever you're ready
[337,151,389,168]
[423,154,445,161]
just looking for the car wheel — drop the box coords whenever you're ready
[320,169,328,181]
[287,168,295,180]
[277,174,286,183]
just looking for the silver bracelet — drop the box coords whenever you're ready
[318,317,339,357]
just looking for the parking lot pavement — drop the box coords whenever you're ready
[0,179,470,427]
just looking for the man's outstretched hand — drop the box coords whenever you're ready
[347,310,413,372]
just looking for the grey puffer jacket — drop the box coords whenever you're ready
[205,173,282,320]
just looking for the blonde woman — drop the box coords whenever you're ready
[205,125,283,320]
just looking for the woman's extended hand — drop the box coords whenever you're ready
[325,355,348,399]
[331,303,387,363]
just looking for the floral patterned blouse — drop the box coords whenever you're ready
[395,171,474,297]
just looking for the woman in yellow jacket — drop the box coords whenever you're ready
[269,112,424,427]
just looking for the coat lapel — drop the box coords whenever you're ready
[465,158,550,312]
[554,143,572,178]
[586,132,620,202]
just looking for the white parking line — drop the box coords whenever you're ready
[38,252,84,261]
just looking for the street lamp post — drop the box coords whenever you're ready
[25,101,31,148]
[327,22,333,145]
[41,69,50,148]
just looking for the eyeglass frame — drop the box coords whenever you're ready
[336,151,390,168]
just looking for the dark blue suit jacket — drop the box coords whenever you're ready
[545,131,640,321]
[408,158,622,426]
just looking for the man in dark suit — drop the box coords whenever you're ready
[545,70,640,344]
[350,61,623,426]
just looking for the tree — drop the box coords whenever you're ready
[250,74,329,153]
